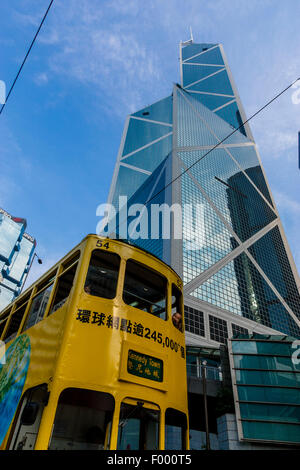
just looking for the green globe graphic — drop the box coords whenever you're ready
[0,335,31,446]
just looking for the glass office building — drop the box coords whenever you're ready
[107,40,300,344]
[0,208,35,311]
[228,334,300,445]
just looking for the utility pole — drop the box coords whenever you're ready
[202,360,210,450]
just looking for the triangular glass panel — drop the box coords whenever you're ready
[176,90,219,147]
[183,64,224,88]
[184,45,224,65]
[120,156,172,262]
[248,226,300,321]
[190,251,300,338]
[180,90,250,145]
[187,92,235,112]
[182,43,217,62]
[122,118,172,157]
[215,101,245,132]
[181,171,240,285]
[188,69,233,96]
[122,134,172,173]
[132,95,173,125]
[227,146,274,206]
[179,148,277,242]
[111,164,149,213]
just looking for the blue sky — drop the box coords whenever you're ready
[1,0,300,286]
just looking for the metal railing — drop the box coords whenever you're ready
[186,363,222,381]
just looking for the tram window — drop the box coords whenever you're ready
[0,310,11,339]
[123,260,167,320]
[9,386,48,450]
[50,263,77,314]
[49,388,114,450]
[171,284,183,332]
[165,408,187,450]
[22,284,53,332]
[3,304,27,343]
[84,250,120,299]
[62,251,80,270]
[117,402,159,450]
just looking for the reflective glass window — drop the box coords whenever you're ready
[122,118,171,157]
[237,385,299,404]
[132,95,173,125]
[182,43,218,62]
[188,69,233,95]
[184,306,205,337]
[49,388,114,450]
[117,402,159,450]
[190,93,234,112]
[209,315,228,344]
[239,403,300,424]
[242,420,300,444]
[0,215,22,262]
[231,323,248,337]
[183,64,224,88]
[7,237,34,284]
[122,134,172,173]
[233,354,300,373]
[165,408,187,450]
[22,283,53,331]
[232,340,291,356]
[235,369,300,388]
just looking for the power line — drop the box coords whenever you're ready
[112,77,300,234]
[0,0,55,116]
[145,79,300,206]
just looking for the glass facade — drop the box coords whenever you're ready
[0,208,35,311]
[107,41,300,341]
[230,335,300,444]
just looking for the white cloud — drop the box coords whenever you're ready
[27,0,164,116]
[273,191,300,215]
[34,72,49,85]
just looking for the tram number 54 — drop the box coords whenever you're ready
[96,240,110,249]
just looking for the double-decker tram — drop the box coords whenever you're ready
[0,235,189,450]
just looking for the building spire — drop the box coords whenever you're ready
[180,27,194,48]
[189,26,193,42]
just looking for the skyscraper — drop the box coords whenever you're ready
[0,208,35,310]
[106,40,300,347]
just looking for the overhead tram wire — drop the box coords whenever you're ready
[112,76,300,235]
[0,0,55,116]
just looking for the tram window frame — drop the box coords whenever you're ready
[48,388,115,450]
[122,259,167,320]
[117,402,160,450]
[171,284,183,332]
[8,384,49,450]
[2,290,33,342]
[84,249,120,300]
[22,277,55,332]
[165,408,187,450]
[4,303,27,343]
[49,261,78,315]
[0,308,11,340]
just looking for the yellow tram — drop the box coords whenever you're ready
[0,235,189,450]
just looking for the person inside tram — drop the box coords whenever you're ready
[172,312,183,331]
[84,284,92,294]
